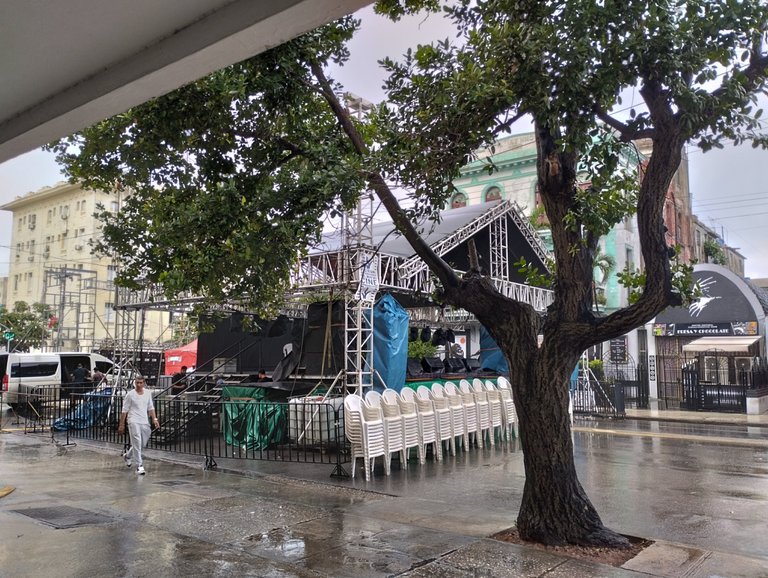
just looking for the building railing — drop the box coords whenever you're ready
[1,387,350,476]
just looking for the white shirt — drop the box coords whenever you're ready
[123,389,154,426]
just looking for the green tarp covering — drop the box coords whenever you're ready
[222,386,286,450]
[403,377,498,391]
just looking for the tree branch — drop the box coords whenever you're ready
[593,106,655,141]
[308,61,461,290]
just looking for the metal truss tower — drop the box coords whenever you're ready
[343,193,377,395]
[41,266,98,351]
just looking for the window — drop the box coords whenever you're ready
[11,362,59,378]
[107,265,117,282]
[451,192,467,209]
[13,275,19,291]
[104,302,115,323]
[17,218,22,231]
[47,209,52,224]
[26,272,33,292]
[110,201,119,212]
[80,200,86,213]
[484,186,502,202]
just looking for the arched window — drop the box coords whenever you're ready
[485,186,502,202]
[451,192,467,209]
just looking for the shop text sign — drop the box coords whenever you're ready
[653,321,757,337]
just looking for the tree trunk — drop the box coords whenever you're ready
[487,316,629,547]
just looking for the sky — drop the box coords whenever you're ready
[1,5,767,278]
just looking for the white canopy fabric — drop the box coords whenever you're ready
[682,336,761,353]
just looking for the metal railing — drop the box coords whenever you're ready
[2,387,351,477]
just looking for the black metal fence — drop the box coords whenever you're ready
[1,387,350,477]
[570,363,649,417]
[657,352,768,413]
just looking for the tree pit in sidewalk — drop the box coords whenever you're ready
[491,527,653,567]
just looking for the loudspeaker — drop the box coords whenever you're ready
[444,358,465,373]
[431,329,446,346]
[409,327,419,342]
[229,312,244,332]
[407,357,424,377]
[420,327,431,342]
[422,357,444,374]
[464,358,481,372]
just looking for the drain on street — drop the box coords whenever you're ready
[154,480,193,487]
[11,506,114,529]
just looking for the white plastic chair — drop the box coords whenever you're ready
[344,394,386,481]
[425,384,455,456]
[458,379,481,448]
[365,390,405,471]
[408,386,442,461]
[495,376,518,439]
[383,389,419,464]
[392,389,425,464]
[442,381,467,451]
[484,380,504,444]
[471,378,493,447]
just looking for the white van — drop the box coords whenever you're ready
[0,351,114,406]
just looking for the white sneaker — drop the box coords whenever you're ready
[123,451,132,467]
[136,466,145,475]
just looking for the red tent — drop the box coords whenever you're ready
[164,339,198,375]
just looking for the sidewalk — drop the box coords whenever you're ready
[626,406,768,427]
[2,415,768,577]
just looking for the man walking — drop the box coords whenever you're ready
[118,376,160,475]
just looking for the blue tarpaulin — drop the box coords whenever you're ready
[373,294,409,392]
[52,388,114,431]
[479,326,509,373]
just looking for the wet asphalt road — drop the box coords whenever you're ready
[573,418,768,559]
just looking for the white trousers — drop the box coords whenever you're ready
[127,422,151,467]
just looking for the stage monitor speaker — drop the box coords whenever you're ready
[444,358,465,373]
[464,358,481,372]
[422,357,444,374]
[407,357,424,377]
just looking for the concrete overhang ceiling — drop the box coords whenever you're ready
[0,0,370,163]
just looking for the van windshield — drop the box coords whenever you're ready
[11,362,59,378]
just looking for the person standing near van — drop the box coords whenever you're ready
[118,376,159,475]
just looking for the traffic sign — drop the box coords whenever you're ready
[3,331,14,340]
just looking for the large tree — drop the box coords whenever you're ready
[0,302,57,352]
[48,1,768,547]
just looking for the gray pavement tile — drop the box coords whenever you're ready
[241,511,405,561]
[429,538,570,577]
[621,542,708,577]
[689,550,768,578]
[295,541,421,577]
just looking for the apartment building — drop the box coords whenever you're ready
[0,181,168,350]
[690,215,745,277]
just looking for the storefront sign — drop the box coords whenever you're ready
[653,321,758,337]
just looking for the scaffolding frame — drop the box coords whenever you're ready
[41,266,99,352]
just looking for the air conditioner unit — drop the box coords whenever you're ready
[28,222,35,229]
[74,244,83,251]
[27,256,34,262]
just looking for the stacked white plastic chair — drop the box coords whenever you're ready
[424,384,455,456]
[458,379,481,448]
[344,394,387,481]
[383,389,421,464]
[406,386,442,461]
[442,381,467,452]
[365,390,406,472]
[495,376,518,439]
[484,380,504,445]
[471,378,493,447]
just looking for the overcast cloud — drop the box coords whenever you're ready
[1,5,766,279]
